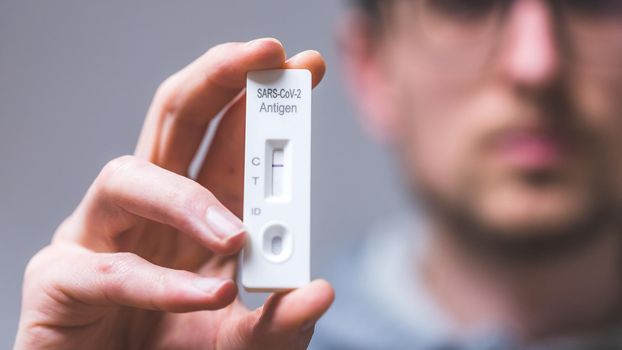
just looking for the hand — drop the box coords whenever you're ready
[14,38,334,350]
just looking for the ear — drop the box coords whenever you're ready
[338,11,399,144]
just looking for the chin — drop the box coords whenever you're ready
[417,163,618,258]
[436,182,617,260]
[477,181,602,238]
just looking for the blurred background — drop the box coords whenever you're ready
[0,0,408,346]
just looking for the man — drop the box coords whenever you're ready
[14,0,622,349]
[313,0,622,348]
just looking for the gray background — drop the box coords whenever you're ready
[0,1,406,346]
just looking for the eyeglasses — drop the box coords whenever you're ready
[383,0,622,71]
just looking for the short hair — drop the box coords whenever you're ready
[352,0,381,18]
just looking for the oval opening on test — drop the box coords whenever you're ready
[262,223,293,263]
[272,236,283,255]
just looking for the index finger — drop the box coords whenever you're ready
[135,38,287,175]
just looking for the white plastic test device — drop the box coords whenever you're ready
[241,69,311,292]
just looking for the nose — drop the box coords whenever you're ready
[499,0,561,88]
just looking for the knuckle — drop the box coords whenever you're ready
[205,43,241,84]
[23,246,54,282]
[22,246,79,295]
[166,192,207,234]
[95,252,138,293]
[209,41,239,52]
[181,186,212,214]
[152,41,249,117]
[101,155,137,178]
[96,252,137,276]
[154,73,182,113]
[206,42,240,63]
[96,155,143,193]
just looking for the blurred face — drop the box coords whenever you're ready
[354,0,622,250]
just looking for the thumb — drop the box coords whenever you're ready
[223,279,334,350]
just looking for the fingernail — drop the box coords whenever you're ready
[194,278,228,294]
[205,206,245,239]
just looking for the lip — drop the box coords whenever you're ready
[490,128,572,170]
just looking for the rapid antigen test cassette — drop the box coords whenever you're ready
[242,69,311,292]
